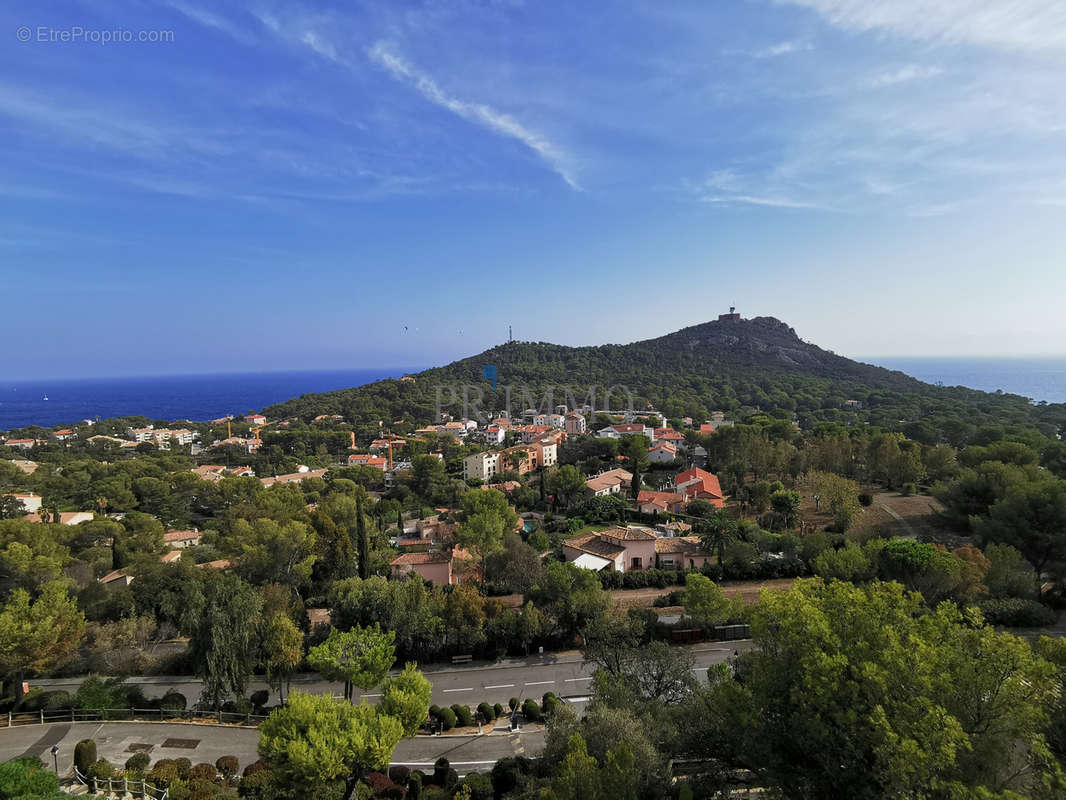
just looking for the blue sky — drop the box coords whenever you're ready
[4,0,1066,379]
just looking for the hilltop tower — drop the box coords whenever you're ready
[718,306,741,322]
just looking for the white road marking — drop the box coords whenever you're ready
[484,684,514,689]
[564,677,592,682]
[443,687,473,693]
[525,680,554,686]
[362,693,382,698]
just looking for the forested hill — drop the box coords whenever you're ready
[264,316,1066,443]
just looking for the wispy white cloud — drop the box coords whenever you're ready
[862,64,943,88]
[160,1,256,45]
[777,0,1066,51]
[368,41,579,189]
[752,40,813,58]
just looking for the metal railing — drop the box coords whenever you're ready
[73,765,169,799]
[3,707,267,728]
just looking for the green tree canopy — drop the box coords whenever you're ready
[307,625,396,702]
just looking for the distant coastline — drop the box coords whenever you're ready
[864,357,1066,404]
[0,368,420,430]
[3,357,1065,431]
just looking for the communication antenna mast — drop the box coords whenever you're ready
[508,325,513,344]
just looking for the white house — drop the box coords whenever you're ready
[463,451,501,481]
[647,442,678,464]
[5,492,42,512]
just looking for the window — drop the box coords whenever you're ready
[631,557,642,570]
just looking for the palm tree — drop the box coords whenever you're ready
[696,509,739,564]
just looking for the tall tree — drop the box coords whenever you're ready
[188,573,263,708]
[356,495,370,580]
[258,690,404,795]
[0,581,84,701]
[379,662,433,737]
[307,625,396,702]
[261,612,303,703]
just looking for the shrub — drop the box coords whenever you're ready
[493,703,504,718]
[74,739,97,773]
[175,757,193,779]
[125,752,151,774]
[428,704,441,720]
[476,702,495,723]
[388,765,411,785]
[159,690,187,711]
[653,589,685,607]
[461,772,494,800]
[900,483,916,496]
[521,698,541,722]
[149,759,181,784]
[249,689,269,710]
[491,757,533,797]
[216,756,239,779]
[242,759,269,778]
[408,771,422,800]
[451,704,473,727]
[858,493,873,507]
[88,759,115,781]
[979,597,1056,627]
[43,690,73,710]
[432,758,450,786]
[0,757,61,798]
[508,697,518,711]
[188,763,216,781]
[541,692,560,716]
[437,706,456,731]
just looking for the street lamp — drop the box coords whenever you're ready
[50,745,59,774]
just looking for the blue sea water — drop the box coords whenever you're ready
[866,357,1066,405]
[0,368,415,430]
[3,358,1065,431]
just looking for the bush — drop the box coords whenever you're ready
[42,690,73,710]
[476,702,495,723]
[0,757,61,798]
[216,756,239,779]
[74,739,97,773]
[461,772,494,800]
[493,703,504,718]
[521,698,541,722]
[541,692,560,716]
[979,597,1056,627]
[491,757,533,798]
[437,706,456,731]
[432,758,450,786]
[451,704,473,727]
[388,765,411,785]
[858,493,873,507]
[428,704,441,720]
[88,758,115,781]
[901,483,916,496]
[242,759,269,778]
[175,757,193,779]
[508,697,518,711]
[159,690,187,711]
[407,771,422,800]
[188,763,216,781]
[149,759,181,784]
[653,589,685,607]
[249,689,269,710]
[125,752,152,774]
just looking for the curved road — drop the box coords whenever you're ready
[31,643,753,709]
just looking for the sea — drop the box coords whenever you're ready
[2,358,1065,431]
[0,368,415,430]
[865,357,1066,405]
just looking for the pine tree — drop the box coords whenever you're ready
[357,495,370,580]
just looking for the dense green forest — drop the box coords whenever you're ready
[264,317,1066,445]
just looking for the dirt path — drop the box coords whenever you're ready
[611,577,795,608]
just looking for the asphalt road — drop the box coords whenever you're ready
[33,642,754,709]
[0,721,540,777]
